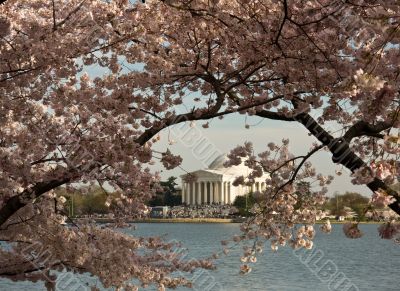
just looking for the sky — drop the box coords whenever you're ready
[84,57,372,198]
[149,111,371,197]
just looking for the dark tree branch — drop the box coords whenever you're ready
[30,157,66,166]
[275,0,289,45]
[128,106,163,120]
[295,112,400,215]
[226,90,299,122]
[0,91,282,227]
[343,120,392,142]
[135,94,284,145]
[56,0,86,29]
[0,176,75,226]
[272,144,325,198]
[51,0,57,31]
[255,109,296,121]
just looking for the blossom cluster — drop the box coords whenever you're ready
[0,0,400,288]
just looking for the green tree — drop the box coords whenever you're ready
[233,193,256,217]
[81,189,109,215]
[148,177,181,207]
[55,186,109,216]
[294,181,312,210]
[325,192,369,219]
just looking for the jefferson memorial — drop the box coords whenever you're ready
[180,154,269,205]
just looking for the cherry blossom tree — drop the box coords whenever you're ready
[0,0,399,288]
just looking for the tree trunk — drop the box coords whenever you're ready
[296,112,400,215]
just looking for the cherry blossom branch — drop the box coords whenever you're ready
[227,91,298,121]
[0,176,76,226]
[255,108,297,122]
[0,86,304,228]
[0,213,37,231]
[343,120,394,142]
[274,0,289,46]
[272,144,325,198]
[135,92,285,145]
[269,145,324,177]
[295,112,400,215]
[55,0,87,29]
[0,260,74,278]
[30,157,66,166]
[128,106,163,120]
[51,0,57,31]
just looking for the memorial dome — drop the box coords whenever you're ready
[208,154,228,170]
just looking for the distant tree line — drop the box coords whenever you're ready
[323,192,370,219]
[232,181,374,221]
[55,176,182,216]
[58,180,398,218]
[233,193,256,217]
[55,186,112,217]
[147,176,181,207]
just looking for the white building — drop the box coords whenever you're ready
[180,154,269,205]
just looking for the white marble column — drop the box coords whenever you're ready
[203,182,206,204]
[210,182,214,203]
[205,182,209,204]
[186,183,190,205]
[186,183,190,204]
[182,182,186,204]
[201,182,205,204]
[214,182,217,203]
[222,182,225,204]
[187,183,190,205]
[215,182,220,203]
[221,182,224,204]
[196,182,201,205]
[228,182,231,204]
[224,182,228,204]
[221,182,225,204]
[190,182,195,205]
[186,182,190,204]
[194,182,197,205]
[199,182,202,204]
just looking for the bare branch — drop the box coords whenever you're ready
[343,120,395,142]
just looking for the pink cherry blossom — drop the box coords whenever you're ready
[378,221,400,240]
[320,220,332,234]
[371,190,396,209]
[343,223,363,239]
[0,0,400,288]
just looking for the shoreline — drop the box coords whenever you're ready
[95,217,237,223]
[93,217,386,224]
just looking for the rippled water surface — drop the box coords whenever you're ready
[0,223,399,291]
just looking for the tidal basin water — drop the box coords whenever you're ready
[0,223,399,291]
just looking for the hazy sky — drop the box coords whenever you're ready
[86,60,371,198]
[150,111,371,197]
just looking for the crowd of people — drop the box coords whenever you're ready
[150,204,239,219]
